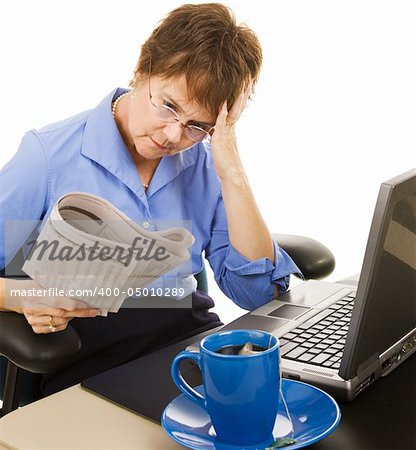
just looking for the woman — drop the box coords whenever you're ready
[0,3,299,394]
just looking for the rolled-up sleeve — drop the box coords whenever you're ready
[205,196,302,310]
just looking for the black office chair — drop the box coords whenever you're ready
[0,234,335,416]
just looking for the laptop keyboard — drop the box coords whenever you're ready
[280,292,355,370]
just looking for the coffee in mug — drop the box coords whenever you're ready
[171,329,281,446]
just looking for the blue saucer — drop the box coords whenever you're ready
[161,379,341,450]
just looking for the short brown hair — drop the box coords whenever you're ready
[130,3,262,118]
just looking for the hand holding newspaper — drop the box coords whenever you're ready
[22,192,195,315]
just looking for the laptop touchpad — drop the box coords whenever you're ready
[268,304,311,319]
[221,314,288,333]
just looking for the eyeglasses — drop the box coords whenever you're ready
[148,74,214,143]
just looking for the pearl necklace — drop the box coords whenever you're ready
[112,92,150,192]
[111,92,130,117]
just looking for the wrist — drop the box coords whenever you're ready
[218,166,248,187]
[1,278,28,313]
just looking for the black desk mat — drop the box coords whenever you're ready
[82,337,416,449]
[81,334,204,423]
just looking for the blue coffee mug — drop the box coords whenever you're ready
[171,329,281,446]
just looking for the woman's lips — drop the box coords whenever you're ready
[150,137,169,151]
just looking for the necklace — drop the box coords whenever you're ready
[112,92,150,193]
[111,92,129,117]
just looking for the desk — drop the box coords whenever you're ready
[0,384,182,449]
[0,333,415,450]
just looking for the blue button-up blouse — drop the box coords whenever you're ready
[0,88,300,310]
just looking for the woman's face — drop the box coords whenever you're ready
[125,75,216,160]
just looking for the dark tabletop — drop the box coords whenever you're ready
[82,330,416,450]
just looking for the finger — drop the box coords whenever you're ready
[23,305,99,318]
[57,297,90,311]
[48,323,67,333]
[227,81,253,124]
[227,93,245,123]
[21,291,90,310]
[215,101,228,128]
[23,304,58,316]
[23,312,66,329]
[60,308,99,318]
[31,322,68,334]
[25,312,74,334]
[39,296,89,310]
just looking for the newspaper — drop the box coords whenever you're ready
[22,192,194,315]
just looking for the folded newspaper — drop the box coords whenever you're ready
[22,192,194,315]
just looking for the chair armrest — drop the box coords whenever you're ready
[272,234,335,280]
[0,312,81,374]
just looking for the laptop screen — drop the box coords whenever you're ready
[340,169,416,380]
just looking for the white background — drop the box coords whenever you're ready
[1,0,415,323]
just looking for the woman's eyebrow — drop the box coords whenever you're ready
[165,94,184,113]
[165,94,215,127]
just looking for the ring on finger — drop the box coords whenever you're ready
[48,315,57,333]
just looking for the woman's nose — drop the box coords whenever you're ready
[163,122,183,144]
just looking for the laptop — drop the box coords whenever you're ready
[189,169,416,401]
